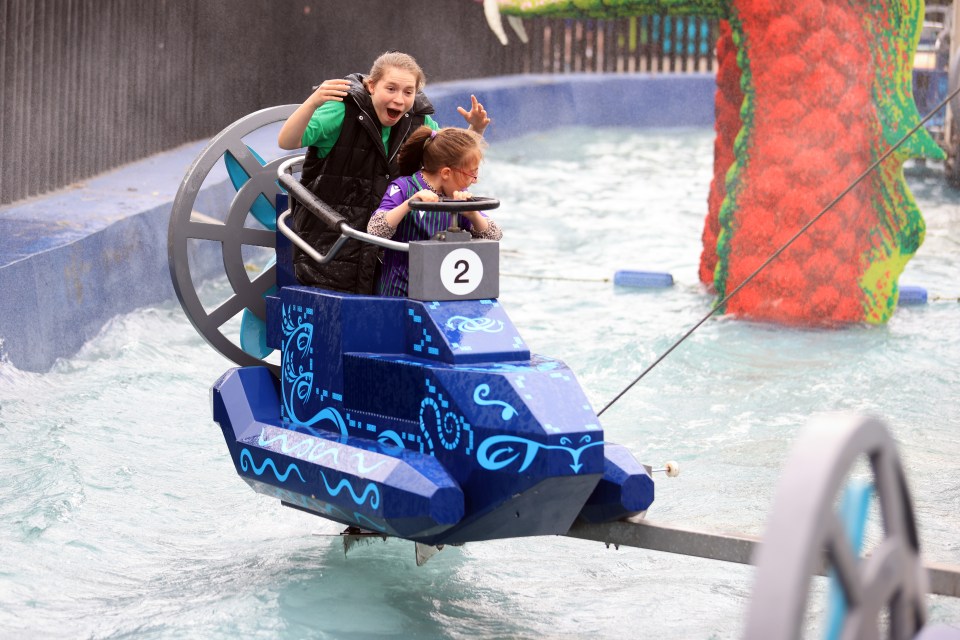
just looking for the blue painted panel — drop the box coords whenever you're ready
[459,362,601,437]
[343,353,424,424]
[216,284,655,543]
[265,294,282,349]
[275,193,297,289]
[343,350,606,520]
[578,442,655,523]
[278,287,409,429]
[341,294,408,355]
[213,366,464,539]
[405,299,530,364]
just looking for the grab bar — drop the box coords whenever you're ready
[276,156,409,266]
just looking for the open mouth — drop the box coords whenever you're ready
[386,107,402,120]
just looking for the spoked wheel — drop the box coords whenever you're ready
[744,413,927,640]
[168,105,300,374]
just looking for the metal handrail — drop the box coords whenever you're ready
[276,156,409,266]
[275,210,351,265]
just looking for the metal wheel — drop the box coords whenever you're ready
[168,105,300,373]
[744,413,927,640]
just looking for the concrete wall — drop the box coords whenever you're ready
[429,73,716,141]
[0,73,716,372]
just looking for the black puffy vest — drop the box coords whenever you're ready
[292,73,434,294]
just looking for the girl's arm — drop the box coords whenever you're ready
[278,79,351,149]
[382,189,438,228]
[366,189,438,237]
[461,209,489,233]
[366,211,396,238]
[451,190,502,240]
[462,211,502,240]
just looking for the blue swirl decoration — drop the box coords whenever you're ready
[377,430,405,453]
[439,411,461,451]
[476,434,603,474]
[259,430,327,459]
[243,447,380,508]
[282,402,349,438]
[279,307,348,436]
[240,448,306,483]
[445,315,504,333]
[418,397,438,454]
[350,452,387,474]
[258,430,388,474]
[281,304,313,363]
[473,384,518,421]
[353,512,387,532]
[281,305,328,427]
[318,471,381,509]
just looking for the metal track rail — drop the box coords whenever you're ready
[565,518,960,598]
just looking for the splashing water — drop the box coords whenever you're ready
[1,127,958,638]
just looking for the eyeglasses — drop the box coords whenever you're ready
[454,167,479,181]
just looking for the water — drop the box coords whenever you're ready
[2,127,958,638]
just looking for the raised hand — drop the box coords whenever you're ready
[457,95,490,135]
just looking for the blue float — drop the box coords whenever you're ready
[897,285,928,306]
[614,270,674,288]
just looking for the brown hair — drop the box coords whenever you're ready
[367,51,426,92]
[396,127,487,177]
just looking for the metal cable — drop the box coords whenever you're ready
[597,83,960,417]
[501,272,611,283]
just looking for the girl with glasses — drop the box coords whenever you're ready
[367,126,503,298]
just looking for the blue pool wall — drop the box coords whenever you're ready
[0,73,716,372]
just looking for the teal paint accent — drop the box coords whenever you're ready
[825,480,874,640]
[224,145,280,230]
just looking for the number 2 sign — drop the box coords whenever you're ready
[440,248,484,296]
[407,239,499,301]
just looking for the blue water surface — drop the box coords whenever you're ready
[1,127,958,639]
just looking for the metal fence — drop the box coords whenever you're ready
[0,0,718,206]
[498,16,717,74]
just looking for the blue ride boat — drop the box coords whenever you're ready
[169,106,656,549]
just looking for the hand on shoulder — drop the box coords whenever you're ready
[309,78,351,108]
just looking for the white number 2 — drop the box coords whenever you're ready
[440,248,483,296]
